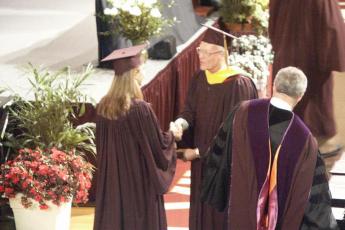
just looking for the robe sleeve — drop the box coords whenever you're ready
[176,72,200,148]
[200,105,240,212]
[135,102,177,195]
[300,153,339,230]
[178,72,200,127]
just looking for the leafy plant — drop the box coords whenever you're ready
[0,64,96,208]
[220,0,269,34]
[5,63,96,154]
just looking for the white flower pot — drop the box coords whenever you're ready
[9,194,72,230]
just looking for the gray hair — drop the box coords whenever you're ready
[274,67,308,97]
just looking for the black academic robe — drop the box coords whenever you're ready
[93,100,176,230]
[201,99,338,229]
[178,71,258,230]
[269,0,345,139]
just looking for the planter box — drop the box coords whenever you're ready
[9,194,72,230]
[225,23,254,34]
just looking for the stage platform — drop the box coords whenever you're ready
[1,1,344,229]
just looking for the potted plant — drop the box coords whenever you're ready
[220,0,269,34]
[229,35,274,97]
[0,64,96,230]
[101,0,175,45]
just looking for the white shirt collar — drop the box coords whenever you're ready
[270,97,292,111]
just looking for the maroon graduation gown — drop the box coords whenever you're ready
[93,100,176,230]
[179,71,258,230]
[269,0,345,139]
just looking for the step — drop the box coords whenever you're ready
[329,175,345,207]
[329,159,345,175]
[332,207,345,221]
[339,3,345,9]
[333,207,345,229]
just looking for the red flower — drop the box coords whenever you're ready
[30,162,39,168]
[12,175,20,184]
[38,165,49,175]
[30,188,37,195]
[35,195,43,202]
[25,178,33,185]
[22,181,29,189]
[39,204,49,210]
[5,187,14,194]
[56,170,68,181]
[51,148,67,162]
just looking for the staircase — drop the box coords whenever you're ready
[326,150,345,228]
[339,0,345,9]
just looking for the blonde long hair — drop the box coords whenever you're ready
[97,68,143,120]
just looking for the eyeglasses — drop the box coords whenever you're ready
[196,47,223,56]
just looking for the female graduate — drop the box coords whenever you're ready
[93,44,179,230]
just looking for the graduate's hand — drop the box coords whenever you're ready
[176,148,186,160]
[179,148,200,162]
[169,122,182,141]
[174,118,188,131]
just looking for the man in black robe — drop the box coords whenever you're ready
[201,66,338,229]
[269,0,345,155]
[171,24,258,230]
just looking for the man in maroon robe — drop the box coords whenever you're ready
[201,67,338,229]
[269,0,345,155]
[93,45,179,230]
[171,24,258,230]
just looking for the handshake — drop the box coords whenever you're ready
[169,118,200,161]
[169,121,183,141]
[169,118,189,141]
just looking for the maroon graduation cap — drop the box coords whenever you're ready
[201,23,237,47]
[101,44,147,76]
[201,23,237,66]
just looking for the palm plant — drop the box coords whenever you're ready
[4,64,96,156]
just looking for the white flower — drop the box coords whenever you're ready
[126,0,136,5]
[128,6,141,16]
[150,8,161,18]
[113,0,132,9]
[104,7,118,16]
[143,0,157,7]
[120,2,132,12]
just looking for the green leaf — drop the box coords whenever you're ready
[78,103,86,117]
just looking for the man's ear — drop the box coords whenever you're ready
[296,95,303,103]
[272,85,277,95]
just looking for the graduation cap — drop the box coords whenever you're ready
[101,44,147,76]
[201,23,237,66]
